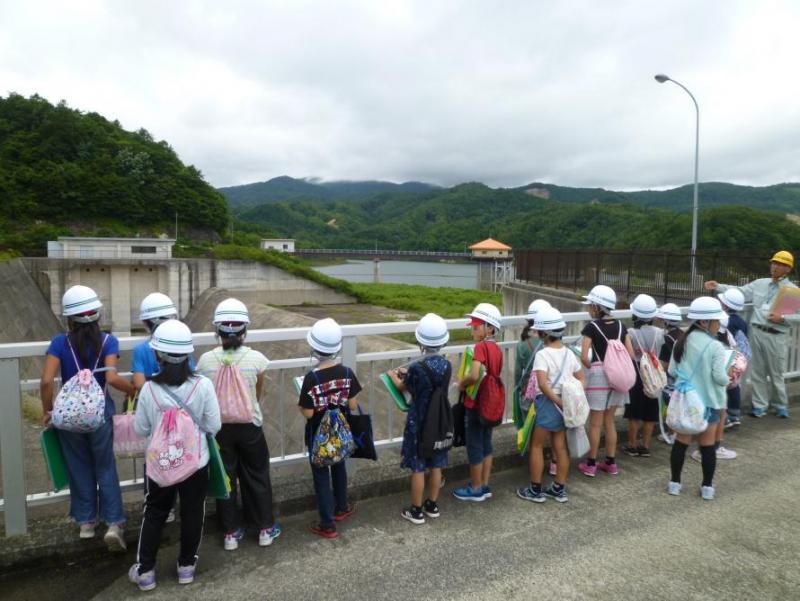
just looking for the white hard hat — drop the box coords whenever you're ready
[582,285,617,310]
[307,318,343,355]
[415,313,450,348]
[687,296,726,321]
[213,298,250,325]
[62,285,102,319]
[139,292,178,322]
[526,299,552,318]
[631,294,658,319]
[150,319,195,354]
[657,303,683,323]
[719,288,745,312]
[466,303,502,329]
[533,306,567,331]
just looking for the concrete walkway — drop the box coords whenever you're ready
[5,415,799,600]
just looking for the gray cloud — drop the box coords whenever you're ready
[1,0,798,190]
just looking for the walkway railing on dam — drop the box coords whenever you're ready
[2,310,799,537]
[294,248,471,260]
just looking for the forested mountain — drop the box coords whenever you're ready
[0,93,229,251]
[220,176,438,208]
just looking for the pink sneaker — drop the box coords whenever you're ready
[597,461,619,475]
[549,462,557,476]
[578,462,597,477]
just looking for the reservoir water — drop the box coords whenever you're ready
[315,259,478,289]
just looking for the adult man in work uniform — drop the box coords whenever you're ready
[705,251,799,418]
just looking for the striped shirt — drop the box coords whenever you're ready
[196,346,269,426]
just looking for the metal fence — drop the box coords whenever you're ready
[514,249,770,304]
[1,309,798,537]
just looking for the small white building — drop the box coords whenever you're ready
[260,238,295,253]
[47,237,176,260]
[469,238,512,260]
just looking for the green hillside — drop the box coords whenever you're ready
[0,93,229,252]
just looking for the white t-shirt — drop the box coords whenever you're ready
[629,325,665,359]
[532,346,582,394]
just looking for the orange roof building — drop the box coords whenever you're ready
[469,238,512,252]
[469,238,512,260]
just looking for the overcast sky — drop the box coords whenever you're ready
[2,1,799,190]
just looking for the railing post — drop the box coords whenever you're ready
[0,357,28,536]
[341,335,357,371]
[663,253,670,303]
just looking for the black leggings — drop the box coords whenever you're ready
[670,441,716,487]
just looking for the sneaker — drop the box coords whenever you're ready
[716,446,737,460]
[422,499,440,518]
[667,481,682,496]
[128,564,157,592]
[223,528,246,551]
[690,449,702,463]
[104,524,127,552]
[516,484,546,503]
[177,563,195,585]
[401,507,425,525]
[597,461,619,475]
[749,408,765,418]
[259,524,282,547]
[79,522,96,539]
[309,523,338,539]
[724,416,741,429]
[637,446,651,458]
[452,484,487,502]
[549,462,557,476]
[542,484,568,503]
[700,485,715,500]
[776,407,790,419]
[578,462,597,477]
[481,485,493,499]
[334,504,356,522]
[165,508,176,524]
[622,444,639,457]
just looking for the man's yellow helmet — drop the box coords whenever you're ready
[771,250,794,268]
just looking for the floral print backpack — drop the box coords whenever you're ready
[52,335,109,433]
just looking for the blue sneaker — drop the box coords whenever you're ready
[543,484,569,503]
[224,527,246,551]
[177,562,195,585]
[129,564,156,591]
[748,408,766,418]
[259,524,281,547]
[516,484,546,503]
[481,484,493,499]
[452,484,487,502]
[776,407,790,419]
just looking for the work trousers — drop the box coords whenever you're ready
[749,327,788,411]
[215,423,275,533]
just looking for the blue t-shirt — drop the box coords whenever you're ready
[46,332,120,394]
[131,340,196,379]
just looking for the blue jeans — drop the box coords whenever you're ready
[57,401,124,525]
[309,460,348,527]
[465,408,493,465]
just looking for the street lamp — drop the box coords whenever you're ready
[654,73,700,286]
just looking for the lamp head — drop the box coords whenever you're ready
[654,74,670,83]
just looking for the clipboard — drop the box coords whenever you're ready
[770,287,800,316]
[457,346,486,399]
[380,372,410,412]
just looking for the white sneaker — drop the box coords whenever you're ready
[104,524,127,552]
[667,481,682,496]
[690,450,702,463]
[716,446,737,460]
[701,485,715,500]
[165,508,176,523]
[79,522,96,539]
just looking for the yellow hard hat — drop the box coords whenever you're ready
[771,250,794,268]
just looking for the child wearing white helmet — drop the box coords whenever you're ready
[130,320,221,590]
[40,285,136,550]
[297,318,362,538]
[453,303,504,502]
[579,285,635,477]
[623,294,665,459]
[517,306,585,504]
[666,297,735,501]
[195,298,280,550]
[387,313,452,524]
[718,288,748,428]
[132,293,189,391]
[513,299,551,429]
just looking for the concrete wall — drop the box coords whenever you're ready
[502,280,588,340]
[21,258,354,336]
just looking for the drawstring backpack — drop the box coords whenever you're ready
[52,335,110,433]
[665,339,715,435]
[212,350,255,424]
[632,329,668,399]
[591,321,636,392]
[309,370,355,467]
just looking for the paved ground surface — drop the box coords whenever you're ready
[4,413,798,600]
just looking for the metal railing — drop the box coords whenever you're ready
[295,248,471,259]
[2,309,799,537]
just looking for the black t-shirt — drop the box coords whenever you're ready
[298,364,362,431]
[581,318,628,362]
[658,326,684,364]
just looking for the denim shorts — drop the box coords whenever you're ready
[465,408,493,464]
[705,407,721,425]
[533,394,565,432]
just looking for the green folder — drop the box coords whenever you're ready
[41,428,69,492]
[516,404,537,456]
[206,434,231,500]
[380,373,410,412]
[457,346,485,399]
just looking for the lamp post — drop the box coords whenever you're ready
[654,73,700,286]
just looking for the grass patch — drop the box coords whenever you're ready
[350,282,501,318]
[21,394,43,424]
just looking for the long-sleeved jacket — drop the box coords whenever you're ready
[668,330,730,410]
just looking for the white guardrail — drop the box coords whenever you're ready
[1,309,798,536]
